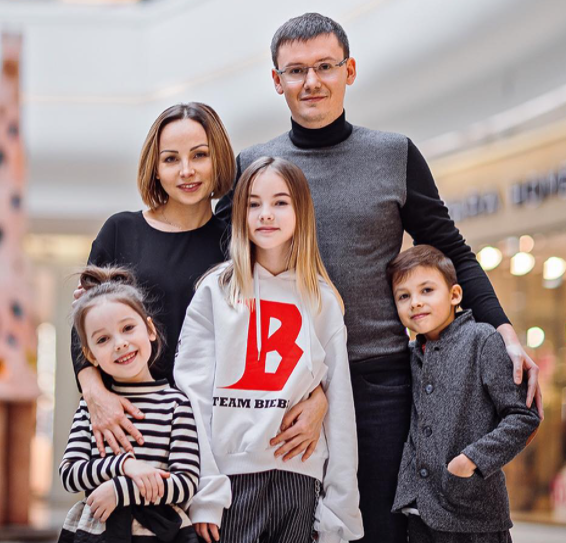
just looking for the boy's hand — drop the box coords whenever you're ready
[123,458,170,503]
[447,454,477,478]
[195,523,220,543]
[86,480,117,522]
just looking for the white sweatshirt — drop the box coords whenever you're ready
[174,263,363,543]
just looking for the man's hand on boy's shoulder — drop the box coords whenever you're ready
[497,323,543,420]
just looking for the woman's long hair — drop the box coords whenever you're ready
[219,156,344,313]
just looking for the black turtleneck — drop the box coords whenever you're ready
[289,110,353,149]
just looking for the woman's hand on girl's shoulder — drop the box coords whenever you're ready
[195,523,220,543]
[86,480,116,522]
[81,374,145,457]
[123,458,170,503]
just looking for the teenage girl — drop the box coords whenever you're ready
[174,157,364,543]
[60,266,204,543]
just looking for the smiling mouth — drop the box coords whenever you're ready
[411,313,429,321]
[115,351,137,365]
[178,182,202,191]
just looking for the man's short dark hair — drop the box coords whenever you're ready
[270,13,350,68]
[386,245,458,288]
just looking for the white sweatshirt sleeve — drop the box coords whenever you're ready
[173,281,231,527]
[315,325,364,543]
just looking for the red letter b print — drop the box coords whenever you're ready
[224,300,304,391]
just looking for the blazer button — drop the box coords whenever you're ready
[425,384,434,394]
[423,426,432,437]
[420,468,429,478]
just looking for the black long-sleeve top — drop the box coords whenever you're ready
[71,211,228,386]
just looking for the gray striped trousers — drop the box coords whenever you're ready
[220,470,319,543]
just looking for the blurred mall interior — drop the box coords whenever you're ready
[1,0,566,540]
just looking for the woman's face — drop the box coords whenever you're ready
[157,119,214,209]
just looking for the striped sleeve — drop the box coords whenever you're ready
[59,401,133,493]
[112,400,200,508]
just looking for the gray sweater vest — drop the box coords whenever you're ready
[239,127,409,363]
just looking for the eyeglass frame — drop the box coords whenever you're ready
[274,57,350,83]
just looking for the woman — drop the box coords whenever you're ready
[72,103,235,456]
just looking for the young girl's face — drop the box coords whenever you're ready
[248,169,296,262]
[83,300,156,383]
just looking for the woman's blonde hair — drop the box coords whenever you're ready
[219,156,344,313]
[138,102,236,209]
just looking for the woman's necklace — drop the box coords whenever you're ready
[160,207,185,230]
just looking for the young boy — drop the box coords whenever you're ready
[388,245,540,543]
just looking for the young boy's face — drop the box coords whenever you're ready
[393,266,463,341]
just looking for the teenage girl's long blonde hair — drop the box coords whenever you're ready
[219,156,344,314]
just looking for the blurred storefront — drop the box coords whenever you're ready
[431,118,566,524]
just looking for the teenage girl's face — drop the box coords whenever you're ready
[157,119,213,210]
[248,169,296,263]
[83,300,156,383]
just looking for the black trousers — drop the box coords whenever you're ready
[220,470,318,543]
[351,353,412,543]
[408,515,512,543]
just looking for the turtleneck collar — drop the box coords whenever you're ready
[289,110,353,149]
[111,378,169,395]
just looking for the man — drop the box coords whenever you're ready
[216,13,541,543]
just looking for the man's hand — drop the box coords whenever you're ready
[123,458,170,503]
[86,480,117,522]
[80,367,145,456]
[497,323,543,419]
[447,454,477,478]
[270,384,328,462]
[195,523,220,543]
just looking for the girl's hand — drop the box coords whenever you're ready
[123,458,170,503]
[195,523,220,543]
[447,454,477,478]
[81,368,145,457]
[270,384,328,462]
[86,480,117,522]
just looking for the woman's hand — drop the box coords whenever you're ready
[270,384,328,462]
[72,281,85,308]
[80,367,145,456]
[447,454,477,478]
[195,523,220,543]
[123,458,170,503]
[86,480,117,522]
[497,323,544,419]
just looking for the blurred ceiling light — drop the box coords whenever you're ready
[526,327,545,349]
[510,252,535,276]
[543,257,566,280]
[519,235,535,253]
[477,246,502,271]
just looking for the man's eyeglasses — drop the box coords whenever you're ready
[275,58,349,84]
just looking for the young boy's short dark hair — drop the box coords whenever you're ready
[387,245,458,288]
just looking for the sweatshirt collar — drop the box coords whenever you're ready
[111,378,169,395]
[289,110,353,149]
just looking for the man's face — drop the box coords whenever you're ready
[272,33,356,129]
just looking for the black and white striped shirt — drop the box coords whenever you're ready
[59,379,199,509]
